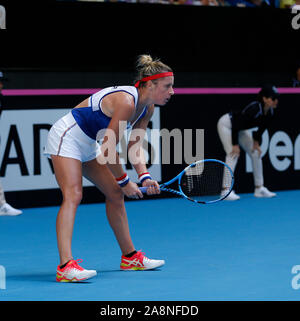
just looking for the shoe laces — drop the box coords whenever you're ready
[68,259,84,271]
[136,250,150,263]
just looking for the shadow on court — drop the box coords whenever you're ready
[8,273,55,283]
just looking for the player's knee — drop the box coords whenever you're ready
[105,185,124,204]
[226,153,239,160]
[250,151,261,160]
[63,187,83,206]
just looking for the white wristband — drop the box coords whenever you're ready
[116,173,130,187]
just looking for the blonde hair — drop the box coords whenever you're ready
[134,54,172,87]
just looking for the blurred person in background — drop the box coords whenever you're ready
[292,65,300,87]
[280,0,295,7]
[217,85,278,201]
[0,71,22,216]
[199,0,219,5]
[291,0,300,7]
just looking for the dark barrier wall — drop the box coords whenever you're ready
[1,88,299,208]
[2,70,297,89]
[1,2,300,74]
[161,91,300,193]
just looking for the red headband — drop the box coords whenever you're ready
[134,72,173,88]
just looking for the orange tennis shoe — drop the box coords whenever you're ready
[120,250,165,271]
[56,259,97,282]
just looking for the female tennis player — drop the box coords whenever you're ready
[44,55,174,282]
[217,85,278,201]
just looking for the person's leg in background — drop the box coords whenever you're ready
[217,114,240,200]
[0,180,6,206]
[0,180,22,216]
[238,130,276,198]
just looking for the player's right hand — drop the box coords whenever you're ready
[121,181,143,199]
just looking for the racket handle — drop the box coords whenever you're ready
[139,187,148,193]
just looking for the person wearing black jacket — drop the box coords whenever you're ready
[0,71,22,215]
[217,85,279,200]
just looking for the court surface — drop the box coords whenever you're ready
[1,190,300,301]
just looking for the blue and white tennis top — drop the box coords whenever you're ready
[71,86,148,140]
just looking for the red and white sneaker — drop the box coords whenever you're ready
[56,259,97,282]
[120,250,165,271]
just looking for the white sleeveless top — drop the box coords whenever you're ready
[71,85,148,140]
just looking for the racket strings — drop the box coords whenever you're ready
[180,162,233,202]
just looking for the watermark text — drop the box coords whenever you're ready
[0,5,6,29]
[0,265,6,290]
[96,121,204,166]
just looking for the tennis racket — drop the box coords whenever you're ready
[139,159,234,204]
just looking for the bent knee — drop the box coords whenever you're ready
[62,187,83,206]
[226,153,239,160]
[105,185,124,203]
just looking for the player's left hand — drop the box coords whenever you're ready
[142,179,160,195]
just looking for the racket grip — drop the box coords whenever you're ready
[139,187,148,193]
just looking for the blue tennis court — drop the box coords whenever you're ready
[1,190,300,301]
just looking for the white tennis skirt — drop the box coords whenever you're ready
[44,112,101,162]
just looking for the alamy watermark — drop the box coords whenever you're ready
[291,6,300,30]
[0,5,6,29]
[0,265,6,290]
[291,265,300,290]
[96,122,204,166]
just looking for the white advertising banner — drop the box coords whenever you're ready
[0,108,161,192]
